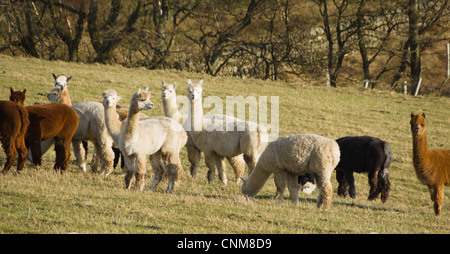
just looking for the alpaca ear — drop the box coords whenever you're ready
[410,112,415,118]
[240,177,247,183]
[117,96,121,101]
[144,87,149,92]
[10,87,14,94]
[162,80,166,86]
[67,76,72,82]
[199,80,203,86]
[422,113,426,118]
[22,88,26,95]
[173,82,177,89]
[52,73,57,79]
[137,88,141,94]
[187,79,192,85]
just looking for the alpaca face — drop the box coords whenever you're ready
[410,113,426,135]
[161,82,176,99]
[47,86,62,103]
[53,74,71,89]
[102,90,121,108]
[187,80,203,101]
[135,90,154,111]
[9,87,26,106]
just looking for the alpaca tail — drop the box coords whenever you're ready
[15,104,29,137]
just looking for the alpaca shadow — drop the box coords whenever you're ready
[253,195,404,213]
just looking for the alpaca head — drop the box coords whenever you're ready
[131,88,154,111]
[47,86,62,103]
[187,79,203,101]
[102,89,121,108]
[9,87,26,106]
[161,80,177,100]
[410,112,426,136]
[53,73,71,89]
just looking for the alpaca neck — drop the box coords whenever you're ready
[189,98,203,132]
[124,102,140,138]
[412,132,429,168]
[104,104,123,145]
[242,164,272,198]
[62,89,72,106]
[163,97,179,119]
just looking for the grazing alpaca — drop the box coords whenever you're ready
[11,89,79,173]
[241,134,340,209]
[102,89,187,192]
[0,88,29,173]
[335,136,393,203]
[410,113,450,216]
[161,80,246,184]
[187,79,268,184]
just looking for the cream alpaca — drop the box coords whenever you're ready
[187,79,268,184]
[102,89,187,192]
[241,134,340,210]
[161,80,246,184]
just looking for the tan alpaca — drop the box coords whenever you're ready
[241,134,340,210]
[161,80,246,184]
[102,89,187,192]
[186,79,268,184]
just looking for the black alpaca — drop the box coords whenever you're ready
[335,136,392,203]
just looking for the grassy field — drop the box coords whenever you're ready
[0,55,449,234]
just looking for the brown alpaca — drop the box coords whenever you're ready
[410,113,450,216]
[11,90,79,173]
[0,88,29,173]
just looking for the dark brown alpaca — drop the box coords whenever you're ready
[0,88,29,173]
[10,89,79,173]
[410,113,450,216]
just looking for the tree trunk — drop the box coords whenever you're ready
[409,0,421,95]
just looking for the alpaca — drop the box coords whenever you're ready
[241,134,340,209]
[161,80,246,184]
[102,89,187,192]
[11,90,79,173]
[410,113,450,216]
[45,82,116,176]
[0,88,29,173]
[187,79,268,184]
[51,74,72,105]
[335,136,393,203]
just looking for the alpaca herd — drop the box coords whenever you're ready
[1,74,449,216]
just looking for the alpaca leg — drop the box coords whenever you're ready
[204,152,220,184]
[243,153,258,175]
[148,153,165,191]
[54,137,71,174]
[94,140,114,177]
[314,172,333,210]
[378,168,390,203]
[367,169,381,201]
[29,140,43,170]
[72,139,87,172]
[227,155,246,183]
[345,171,356,199]
[135,156,147,191]
[273,172,287,203]
[187,141,202,178]
[287,173,299,205]
[15,136,28,172]
[217,158,228,185]
[336,170,348,198]
[112,147,121,169]
[1,138,17,173]
[124,156,134,189]
[434,185,444,216]
[162,153,180,193]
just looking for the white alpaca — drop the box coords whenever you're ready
[161,81,246,184]
[45,75,115,175]
[102,89,187,192]
[186,79,268,184]
[241,134,340,210]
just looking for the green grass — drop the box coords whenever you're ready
[0,55,449,234]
